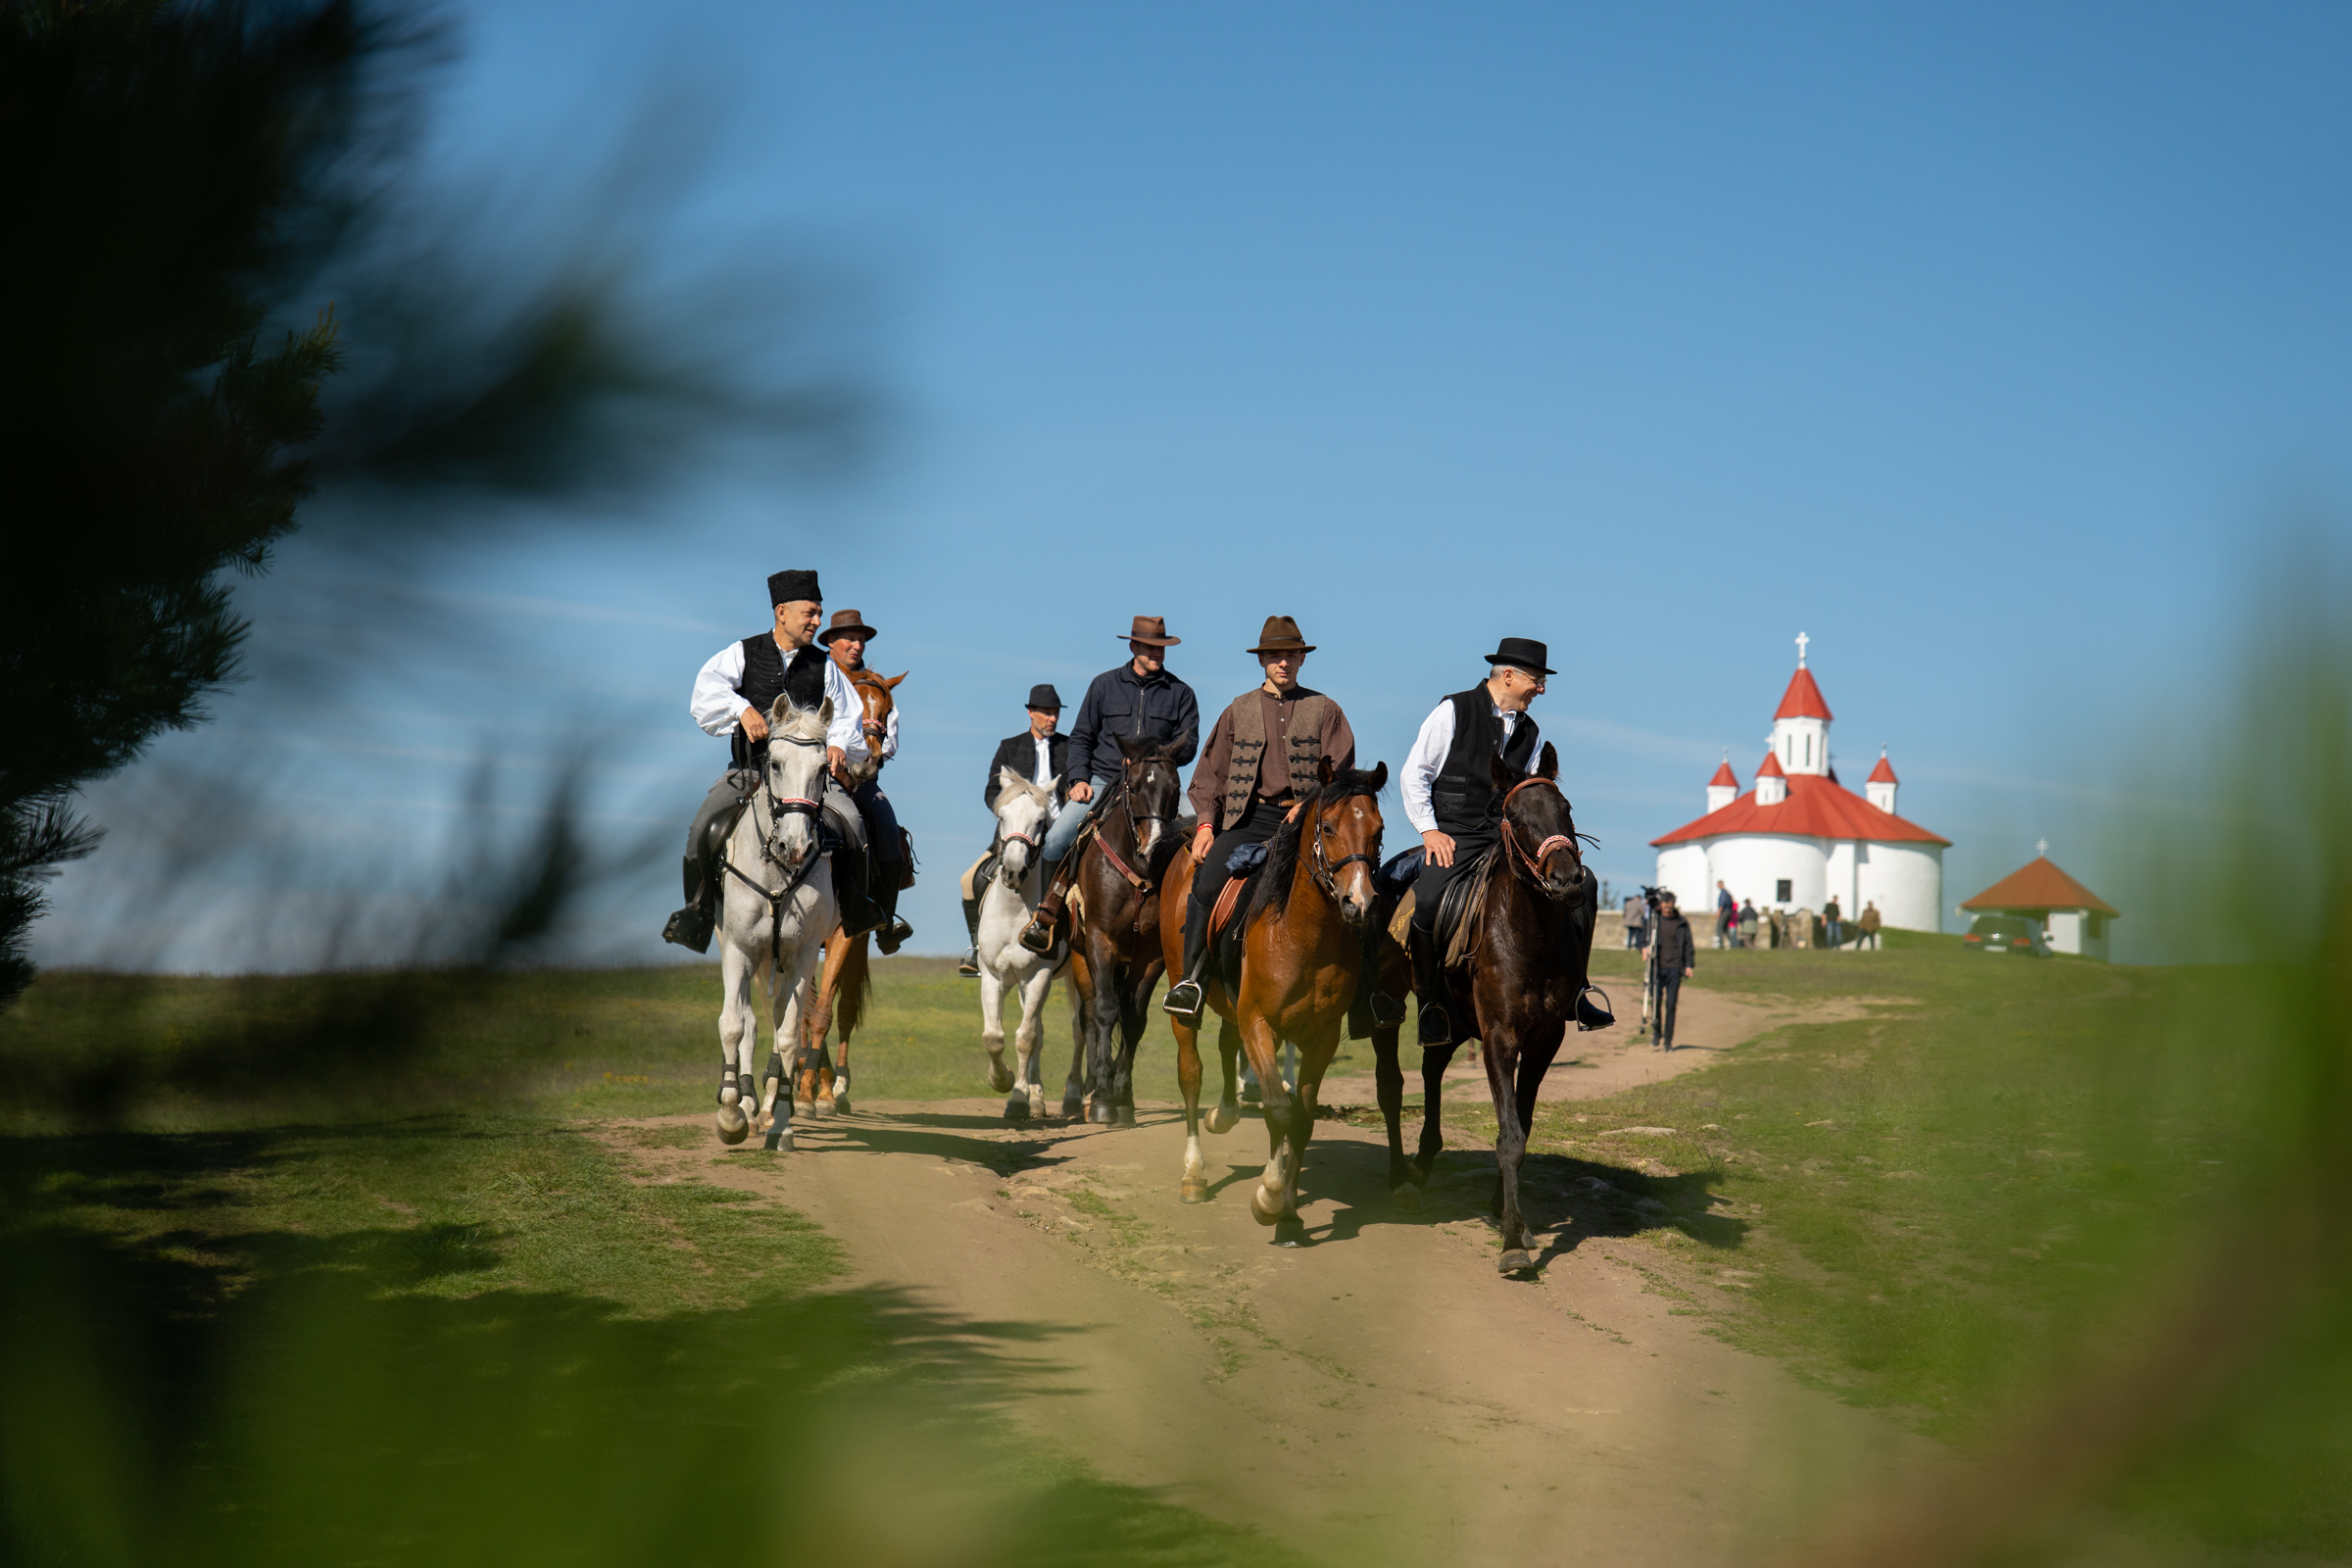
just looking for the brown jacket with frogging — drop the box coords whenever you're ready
[1186,686,1357,832]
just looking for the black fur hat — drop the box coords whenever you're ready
[767,568,820,607]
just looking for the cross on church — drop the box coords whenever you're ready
[1795,631,1809,666]
[2037,839,2049,858]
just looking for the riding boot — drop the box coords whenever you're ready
[874,870,913,956]
[834,845,886,939]
[662,853,716,954]
[1018,857,1070,955]
[958,895,982,978]
[1161,889,1215,1023]
[1410,925,1455,1048]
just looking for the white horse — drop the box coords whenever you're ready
[977,769,1082,1121]
[713,690,839,1152]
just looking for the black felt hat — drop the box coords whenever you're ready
[766,568,820,607]
[1025,684,1062,710]
[1484,636,1555,676]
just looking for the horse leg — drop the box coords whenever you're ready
[1415,1041,1459,1182]
[1085,927,1124,1125]
[1481,1025,1536,1273]
[1059,950,1091,1121]
[1110,959,1154,1126]
[1372,1023,1419,1205]
[1173,1006,1209,1202]
[714,942,755,1145]
[979,964,1014,1097]
[829,932,861,1112]
[1271,1028,1343,1247]
[1239,1012,1294,1229]
[1013,964,1054,1122]
[804,931,848,1112]
[1205,1015,1243,1134]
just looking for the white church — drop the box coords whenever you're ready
[1651,637,1947,932]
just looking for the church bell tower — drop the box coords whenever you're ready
[1769,632,1833,777]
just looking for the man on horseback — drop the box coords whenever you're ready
[1017,615,1199,955]
[1162,615,1392,1025]
[1397,635,1552,1047]
[958,683,1067,977]
[818,608,914,953]
[661,568,892,954]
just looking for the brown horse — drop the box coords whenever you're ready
[793,666,904,1116]
[1372,741,1599,1273]
[1158,763,1387,1245]
[1064,733,1190,1124]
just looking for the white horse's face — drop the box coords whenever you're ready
[764,697,833,867]
[994,770,1051,887]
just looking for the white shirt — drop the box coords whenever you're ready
[1031,732,1062,820]
[691,638,865,760]
[1399,694,1526,835]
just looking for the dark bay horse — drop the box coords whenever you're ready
[1372,742,1598,1272]
[795,666,904,1116]
[1066,733,1190,1124]
[1157,764,1387,1245]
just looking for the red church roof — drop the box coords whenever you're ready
[1775,667,1834,721]
[1868,753,1898,784]
[1961,857,2117,916]
[1755,751,1786,778]
[1650,774,1950,848]
[1708,760,1739,787]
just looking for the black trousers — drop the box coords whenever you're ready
[1409,828,1496,940]
[1654,970,1683,1047]
[1184,800,1290,972]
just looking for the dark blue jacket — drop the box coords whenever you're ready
[1064,662,1199,785]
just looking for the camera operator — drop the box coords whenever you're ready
[1649,890,1696,1051]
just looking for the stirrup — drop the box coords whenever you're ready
[1576,984,1615,1031]
[1416,999,1456,1049]
[1162,977,1205,1023]
[1365,989,1406,1029]
[876,915,913,956]
[957,947,981,979]
[1017,910,1058,955]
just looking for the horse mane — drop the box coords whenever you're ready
[1246,768,1386,926]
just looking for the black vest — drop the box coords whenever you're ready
[1430,687,1541,834]
[730,635,829,769]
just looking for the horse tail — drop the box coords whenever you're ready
[835,934,874,1041]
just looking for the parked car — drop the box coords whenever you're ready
[1964,913,2048,957]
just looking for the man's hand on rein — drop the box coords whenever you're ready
[740,706,769,744]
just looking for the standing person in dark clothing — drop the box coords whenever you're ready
[1164,616,1386,1023]
[1649,890,1696,1050]
[1716,880,1738,950]
[1019,616,1200,954]
[958,684,1067,977]
[1398,636,1558,1047]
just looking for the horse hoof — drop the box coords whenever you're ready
[1059,1098,1084,1122]
[988,1062,1015,1094]
[762,1123,786,1152]
[796,1098,819,1119]
[715,1104,750,1145]
[1179,1178,1210,1204]
[1003,1097,1031,1123]
[1088,1101,1117,1125]
[1250,1187,1285,1226]
[1113,1104,1137,1127]
[1390,1184,1421,1212]
[831,1096,852,1115]
[1204,1103,1239,1135]
[1498,1249,1536,1276]
[1273,1214,1309,1248]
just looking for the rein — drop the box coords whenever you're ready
[721,729,828,969]
[1093,772,1175,894]
[1498,775,1585,900]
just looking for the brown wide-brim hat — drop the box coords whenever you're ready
[1246,614,1315,656]
[1122,614,1180,647]
[816,608,877,645]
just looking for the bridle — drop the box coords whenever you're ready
[1307,792,1381,906]
[721,725,827,967]
[1499,774,1587,901]
[1088,762,1179,894]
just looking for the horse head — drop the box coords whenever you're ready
[1114,730,1192,859]
[840,670,904,789]
[762,692,834,868]
[1309,760,1387,927]
[1492,742,1587,900]
[993,768,1053,887]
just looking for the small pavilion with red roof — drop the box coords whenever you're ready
[1962,845,2118,960]
[1651,635,1949,934]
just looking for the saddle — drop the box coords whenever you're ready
[1379,844,1501,970]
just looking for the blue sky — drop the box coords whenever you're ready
[37,1,2352,968]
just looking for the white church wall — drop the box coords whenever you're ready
[1856,842,1942,932]
[1700,835,1830,912]
[1653,844,1712,910]
[1826,841,1859,917]
[1773,715,1830,776]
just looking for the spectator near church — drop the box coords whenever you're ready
[1857,900,1884,950]
[1715,880,1737,949]
[1739,899,1760,948]
[1823,895,1843,950]
[1624,893,1647,952]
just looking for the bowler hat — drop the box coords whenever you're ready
[1122,614,1181,648]
[1025,683,1062,710]
[1484,636,1555,676]
[817,608,877,645]
[1246,615,1315,656]
[767,568,820,607]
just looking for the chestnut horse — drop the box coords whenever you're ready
[1371,741,1599,1273]
[1065,733,1190,1124]
[1157,763,1387,1246]
[795,666,905,1116]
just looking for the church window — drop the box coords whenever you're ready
[1776,879,1792,902]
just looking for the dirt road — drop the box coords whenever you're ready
[611,988,1942,1566]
